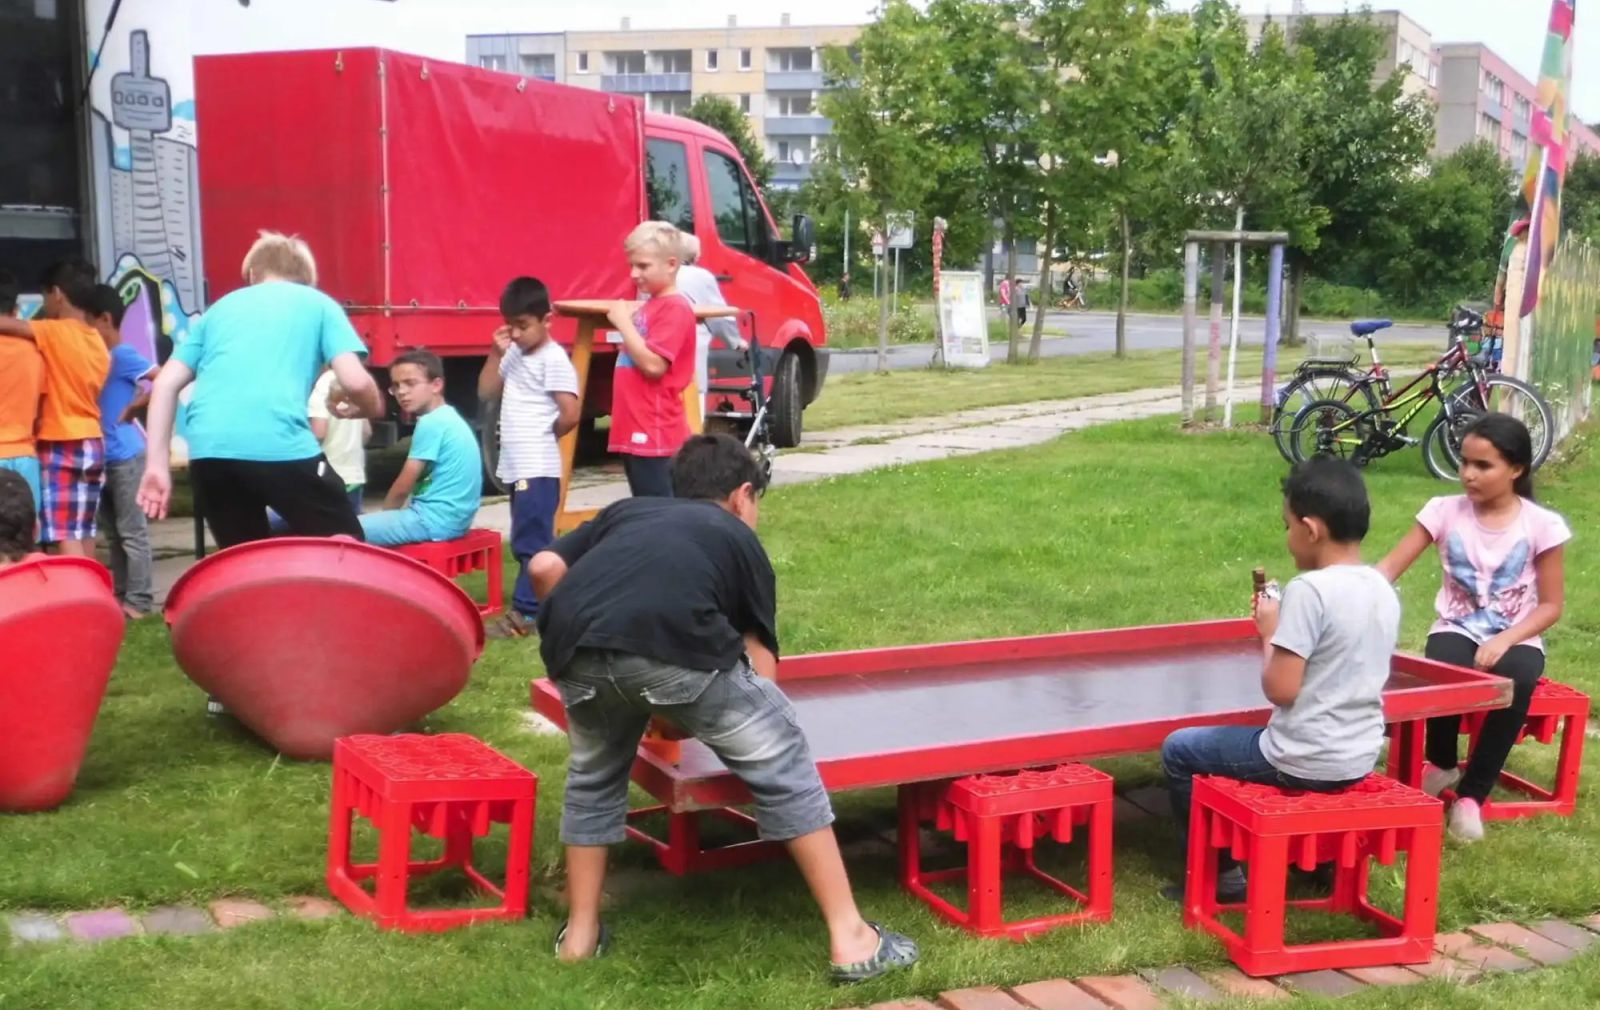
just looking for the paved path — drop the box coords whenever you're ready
[141,381,1259,608]
[828,310,1439,373]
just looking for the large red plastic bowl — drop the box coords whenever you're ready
[0,556,125,811]
[164,538,485,759]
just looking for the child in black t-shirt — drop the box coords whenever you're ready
[532,434,917,983]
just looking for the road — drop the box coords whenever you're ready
[827,310,1441,374]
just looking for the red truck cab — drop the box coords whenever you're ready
[194,48,827,457]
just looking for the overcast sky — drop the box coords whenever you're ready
[369,1,1595,120]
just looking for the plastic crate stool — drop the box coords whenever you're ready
[327,733,536,932]
[898,764,1113,939]
[1454,678,1589,819]
[1184,775,1442,977]
[392,529,503,618]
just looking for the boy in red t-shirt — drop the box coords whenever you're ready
[606,221,698,497]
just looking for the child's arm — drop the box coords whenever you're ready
[120,367,157,423]
[137,359,198,519]
[0,317,35,341]
[310,416,330,441]
[1476,546,1565,669]
[383,458,426,511]
[552,391,580,438]
[744,632,778,680]
[1375,523,1433,582]
[1255,580,1310,707]
[606,301,669,379]
[478,327,512,401]
[328,351,385,419]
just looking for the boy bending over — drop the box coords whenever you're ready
[360,350,482,547]
[531,434,917,982]
[1160,457,1400,902]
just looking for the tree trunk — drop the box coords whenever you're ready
[1115,207,1132,359]
[876,219,891,372]
[1284,259,1305,347]
[1029,200,1056,363]
[1004,217,1021,365]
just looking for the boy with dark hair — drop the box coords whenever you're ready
[360,350,482,546]
[477,276,579,637]
[531,433,918,981]
[0,260,110,557]
[1160,457,1401,902]
[87,284,158,618]
[0,269,46,514]
[0,469,40,566]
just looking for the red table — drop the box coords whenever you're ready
[530,619,1511,873]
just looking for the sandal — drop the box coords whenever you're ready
[831,922,919,984]
[553,919,611,960]
[485,613,533,640]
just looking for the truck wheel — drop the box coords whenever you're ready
[770,351,804,449]
[479,399,506,494]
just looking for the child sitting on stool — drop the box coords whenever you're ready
[359,350,482,547]
[1160,457,1400,902]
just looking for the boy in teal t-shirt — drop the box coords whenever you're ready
[360,350,482,546]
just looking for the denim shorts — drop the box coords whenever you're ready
[555,649,834,846]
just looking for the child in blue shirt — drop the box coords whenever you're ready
[87,285,157,618]
[360,350,482,546]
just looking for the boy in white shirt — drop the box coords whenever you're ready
[478,276,580,637]
[268,369,370,533]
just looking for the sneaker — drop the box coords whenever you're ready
[1161,870,1247,905]
[485,612,534,640]
[1421,765,1462,798]
[206,697,229,718]
[831,922,919,984]
[1448,798,1485,842]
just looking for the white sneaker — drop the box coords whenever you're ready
[1421,765,1462,798]
[1448,798,1485,842]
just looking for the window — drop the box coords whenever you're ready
[576,52,590,73]
[1479,112,1499,138]
[479,54,507,72]
[1511,133,1529,164]
[520,54,555,80]
[649,92,692,116]
[774,140,810,165]
[653,50,691,74]
[704,149,772,258]
[739,48,752,70]
[772,92,814,117]
[1399,41,1414,64]
[739,94,751,114]
[706,49,719,71]
[1428,62,1439,86]
[607,51,646,75]
[770,48,813,72]
[646,139,697,233]
[1482,72,1505,105]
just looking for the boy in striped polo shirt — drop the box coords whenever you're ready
[477,276,580,638]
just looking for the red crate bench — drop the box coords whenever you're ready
[899,764,1113,939]
[392,529,503,618]
[1184,775,1442,977]
[327,733,536,932]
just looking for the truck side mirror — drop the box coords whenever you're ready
[788,214,816,264]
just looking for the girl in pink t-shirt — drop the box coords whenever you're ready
[1378,413,1569,842]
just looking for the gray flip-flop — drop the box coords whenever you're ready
[831,921,919,983]
[553,919,611,959]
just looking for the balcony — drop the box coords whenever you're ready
[765,115,832,137]
[766,70,824,91]
[601,72,691,93]
[772,162,814,188]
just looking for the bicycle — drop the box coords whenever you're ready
[1055,266,1087,310]
[1268,318,1395,462]
[1286,312,1553,480]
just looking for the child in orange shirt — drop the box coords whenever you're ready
[0,270,45,513]
[0,261,111,557]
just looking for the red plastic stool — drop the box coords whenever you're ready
[899,764,1113,939]
[392,529,504,618]
[1184,775,1442,977]
[327,733,536,932]
[1456,678,1589,819]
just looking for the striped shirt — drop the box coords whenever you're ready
[496,339,579,482]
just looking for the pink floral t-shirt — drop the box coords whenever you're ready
[1418,495,1571,650]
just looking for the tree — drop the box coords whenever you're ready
[818,1,943,370]
[685,94,773,192]
[1561,154,1600,241]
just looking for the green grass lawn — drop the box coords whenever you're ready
[4,414,1599,1010]
[806,343,1444,432]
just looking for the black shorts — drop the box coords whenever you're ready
[191,456,363,549]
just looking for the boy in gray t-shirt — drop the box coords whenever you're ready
[1161,457,1400,903]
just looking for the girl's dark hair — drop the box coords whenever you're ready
[1463,412,1536,499]
[0,470,37,562]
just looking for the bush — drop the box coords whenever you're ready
[819,289,935,349]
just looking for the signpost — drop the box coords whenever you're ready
[887,212,914,315]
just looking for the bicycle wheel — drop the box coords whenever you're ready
[1271,370,1378,463]
[1422,407,1480,482]
[1287,398,1366,463]
[1442,374,1556,467]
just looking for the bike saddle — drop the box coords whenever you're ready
[1349,319,1393,337]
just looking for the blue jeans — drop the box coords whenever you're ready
[1162,726,1362,866]
[508,477,560,619]
[554,649,834,846]
[269,486,363,534]
[0,455,42,512]
[359,506,448,547]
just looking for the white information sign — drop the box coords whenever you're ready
[938,271,990,368]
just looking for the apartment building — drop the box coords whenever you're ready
[1436,42,1600,163]
[466,18,861,189]
[1246,9,1439,102]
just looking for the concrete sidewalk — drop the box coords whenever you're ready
[140,380,1255,608]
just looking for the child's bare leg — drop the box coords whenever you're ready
[558,844,608,961]
[784,827,880,963]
